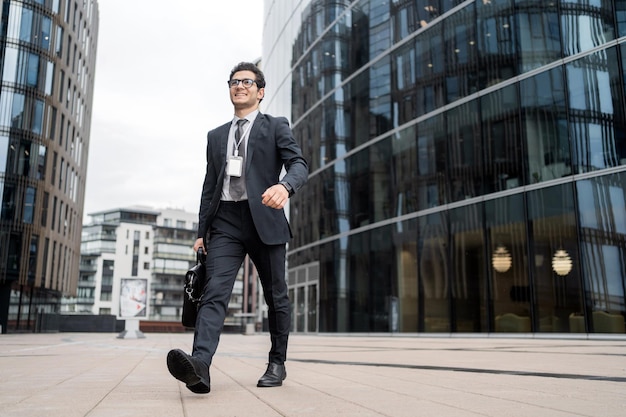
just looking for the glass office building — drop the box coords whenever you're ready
[0,0,99,332]
[263,0,626,334]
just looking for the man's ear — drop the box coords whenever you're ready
[258,87,265,101]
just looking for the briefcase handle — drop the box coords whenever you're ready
[197,247,206,264]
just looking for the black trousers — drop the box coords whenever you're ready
[192,201,290,367]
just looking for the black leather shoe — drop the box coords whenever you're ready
[166,349,210,394]
[257,363,286,387]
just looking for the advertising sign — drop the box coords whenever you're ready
[119,278,147,318]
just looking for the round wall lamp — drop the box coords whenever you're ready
[552,249,572,276]
[492,245,512,273]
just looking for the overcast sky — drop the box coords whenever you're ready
[83,0,263,221]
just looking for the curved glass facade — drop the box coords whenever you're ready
[263,0,626,334]
[0,0,99,332]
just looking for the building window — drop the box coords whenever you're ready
[23,187,36,224]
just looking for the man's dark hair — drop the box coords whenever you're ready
[230,62,266,89]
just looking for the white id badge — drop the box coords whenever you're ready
[227,156,243,177]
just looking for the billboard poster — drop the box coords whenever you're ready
[119,278,147,318]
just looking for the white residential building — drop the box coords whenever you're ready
[64,206,248,329]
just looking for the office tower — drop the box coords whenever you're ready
[0,0,99,333]
[263,0,626,334]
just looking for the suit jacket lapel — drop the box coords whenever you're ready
[246,112,266,170]
[216,123,230,168]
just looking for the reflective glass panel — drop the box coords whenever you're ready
[391,40,418,126]
[307,284,317,332]
[348,149,373,228]
[516,1,561,72]
[527,183,583,333]
[0,136,8,173]
[347,228,382,331]
[476,0,517,89]
[23,187,36,224]
[1,184,16,221]
[2,47,18,83]
[446,100,483,202]
[450,203,487,332]
[364,0,391,59]
[27,52,37,86]
[11,93,25,129]
[369,139,393,223]
[521,66,571,183]
[415,114,447,210]
[567,46,626,173]
[486,193,529,332]
[481,84,524,192]
[577,173,626,333]
[41,16,51,50]
[396,218,418,332]
[369,57,392,139]
[390,126,418,216]
[560,0,615,57]
[418,211,450,332]
[414,24,445,117]
[443,3,477,103]
[19,8,33,42]
[32,99,44,134]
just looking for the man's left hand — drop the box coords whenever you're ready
[262,184,289,209]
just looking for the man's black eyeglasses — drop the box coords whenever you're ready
[228,78,257,88]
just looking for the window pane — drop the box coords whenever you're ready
[414,25,445,117]
[41,16,51,50]
[476,0,517,89]
[26,53,39,87]
[516,2,561,72]
[446,100,483,202]
[482,84,523,192]
[0,136,8,173]
[2,47,18,83]
[450,203,487,332]
[390,125,418,216]
[443,3,477,103]
[19,8,33,42]
[528,183,583,333]
[418,212,450,332]
[521,67,571,183]
[568,46,626,173]
[32,99,44,134]
[577,172,626,333]
[486,194,529,332]
[11,93,25,129]
[45,61,54,95]
[23,187,36,224]
[415,114,446,209]
[2,184,16,221]
[561,0,615,57]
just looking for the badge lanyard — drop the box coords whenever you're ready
[227,121,250,177]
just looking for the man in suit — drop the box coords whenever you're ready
[166,62,308,394]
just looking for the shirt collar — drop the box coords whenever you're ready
[232,109,260,125]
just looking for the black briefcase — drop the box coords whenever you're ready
[181,248,206,328]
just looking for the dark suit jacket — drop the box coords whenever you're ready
[197,113,308,245]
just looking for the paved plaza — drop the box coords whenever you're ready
[0,331,625,416]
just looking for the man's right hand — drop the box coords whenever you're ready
[193,238,205,254]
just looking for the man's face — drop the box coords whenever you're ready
[229,70,264,111]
